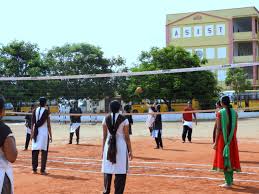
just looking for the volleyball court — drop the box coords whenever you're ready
[2,63,259,193]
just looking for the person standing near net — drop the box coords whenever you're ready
[102,100,133,194]
[152,104,163,149]
[24,104,35,151]
[212,96,241,188]
[124,105,133,135]
[182,101,197,143]
[69,100,82,145]
[0,96,18,194]
[146,106,156,135]
[31,97,52,175]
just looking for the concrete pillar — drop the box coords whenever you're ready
[228,20,234,64]
[252,17,258,88]
[166,25,170,46]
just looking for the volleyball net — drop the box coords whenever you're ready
[1,62,259,122]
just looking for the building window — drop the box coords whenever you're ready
[216,24,225,36]
[206,48,215,59]
[171,27,181,39]
[217,47,227,59]
[217,70,227,81]
[233,42,253,56]
[205,25,214,36]
[183,27,192,38]
[194,26,203,37]
[194,48,204,59]
[233,17,252,32]
[243,67,253,79]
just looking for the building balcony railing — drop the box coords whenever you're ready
[233,31,253,41]
[233,55,253,63]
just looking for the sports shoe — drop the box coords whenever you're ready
[219,183,231,188]
[40,171,49,176]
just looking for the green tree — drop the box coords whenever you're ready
[225,68,252,107]
[44,43,125,100]
[117,46,219,110]
[0,40,46,107]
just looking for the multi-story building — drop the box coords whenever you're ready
[166,7,259,88]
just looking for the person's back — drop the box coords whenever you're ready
[153,113,162,129]
[70,107,82,123]
[212,96,240,188]
[102,100,133,194]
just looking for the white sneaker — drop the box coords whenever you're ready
[219,183,232,188]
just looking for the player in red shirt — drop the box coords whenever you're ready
[182,101,197,143]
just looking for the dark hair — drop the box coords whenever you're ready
[156,104,161,112]
[39,97,47,107]
[124,105,131,113]
[150,106,156,112]
[221,96,232,133]
[110,100,121,126]
[0,96,5,111]
[216,100,221,107]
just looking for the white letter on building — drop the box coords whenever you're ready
[205,25,214,36]
[172,27,181,39]
[216,24,225,36]
[194,26,202,37]
[183,27,192,38]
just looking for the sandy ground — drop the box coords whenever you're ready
[6,118,259,194]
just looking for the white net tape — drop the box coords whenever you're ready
[0,62,258,81]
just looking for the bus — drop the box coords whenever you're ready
[4,102,15,116]
[221,90,259,111]
[131,99,199,113]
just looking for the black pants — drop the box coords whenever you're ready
[182,125,192,142]
[1,174,11,194]
[155,130,163,148]
[25,133,31,150]
[103,174,127,194]
[69,126,80,144]
[32,140,49,173]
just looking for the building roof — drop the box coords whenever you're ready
[166,7,259,25]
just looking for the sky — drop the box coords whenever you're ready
[0,0,258,66]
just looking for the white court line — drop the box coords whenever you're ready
[17,158,162,169]
[18,154,259,170]
[17,157,259,175]
[175,168,256,175]
[13,164,259,183]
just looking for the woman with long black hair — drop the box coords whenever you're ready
[213,96,241,188]
[31,97,52,175]
[102,100,133,194]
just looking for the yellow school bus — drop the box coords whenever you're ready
[4,103,15,116]
[20,104,59,113]
[222,90,259,111]
[131,99,199,113]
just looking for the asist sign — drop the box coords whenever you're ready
[171,24,225,39]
